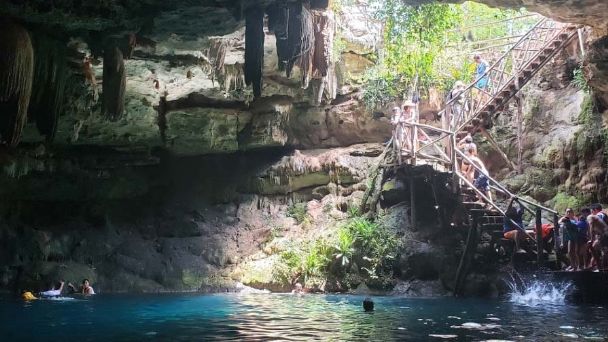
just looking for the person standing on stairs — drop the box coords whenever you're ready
[390,106,406,164]
[458,134,477,182]
[473,54,489,108]
[470,155,492,204]
[445,81,467,131]
[473,54,489,89]
[403,100,417,149]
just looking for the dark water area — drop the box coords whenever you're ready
[1,293,607,341]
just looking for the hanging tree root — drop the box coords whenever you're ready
[359,140,393,215]
[102,44,126,120]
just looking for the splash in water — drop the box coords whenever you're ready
[507,280,572,306]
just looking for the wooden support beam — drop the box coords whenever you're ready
[553,212,563,268]
[515,96,524,174]
[454,214,478,296]
[536,207,543,268]
[410,175,416,228]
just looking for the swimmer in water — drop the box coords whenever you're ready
[68,279,95,295]
[291,283,303,294]
[38,280,64,298]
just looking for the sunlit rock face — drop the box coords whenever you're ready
[4,0,393,155]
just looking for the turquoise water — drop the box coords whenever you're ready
[1,293,607,341]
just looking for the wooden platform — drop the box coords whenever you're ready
[549,270,608,303]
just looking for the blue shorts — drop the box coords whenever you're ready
[475,77,488,89]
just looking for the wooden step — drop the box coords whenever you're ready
[481,223,504,231]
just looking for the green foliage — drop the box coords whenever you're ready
[272,216,400,289]
[572,65,589,92]
[332,35,347,64]
[575,95,607,158]
[287,202,311,225]
[363,1,462,108]
[362,0,535,109]
[552,192,583,214]
[334,227,356,266]
[346,205,361,218]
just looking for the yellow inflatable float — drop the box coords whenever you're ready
[22,291,37,300]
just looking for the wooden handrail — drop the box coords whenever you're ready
[455,149,557,214]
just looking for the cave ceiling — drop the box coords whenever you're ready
[0,0,605,37]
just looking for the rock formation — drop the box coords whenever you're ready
[0,18,34,147]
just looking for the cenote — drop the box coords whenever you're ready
[3,292,608,341]
[1,0,608,340]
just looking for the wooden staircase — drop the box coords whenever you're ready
[447,19,579,140]
[393,16,575,296]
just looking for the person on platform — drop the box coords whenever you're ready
[588,204,608,271]
[560,208,579,271]
[503,202,525,252]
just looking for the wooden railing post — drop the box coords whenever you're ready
[451,133,458,193]
[536,207,543,268]
[454,213,478,296]
[553,212,561,268]
[410,175,416,228]
[411,106,418,165]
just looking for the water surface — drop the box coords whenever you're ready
[1,292,607,341]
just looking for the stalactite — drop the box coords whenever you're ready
[312,9,336,104]
[222,63,246,93]
[0,18,34,147]
[244,7,265,98]
[312,9,334,78]
[102,44,126,120]
[29,33,68,142]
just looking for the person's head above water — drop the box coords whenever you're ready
[363,297,374,312]
[82,279,90,287]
